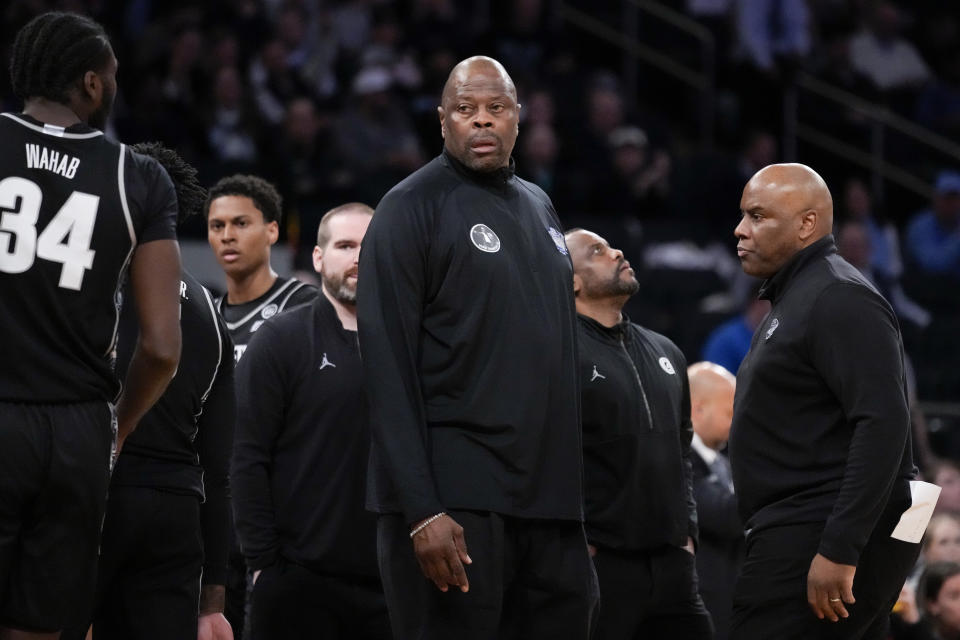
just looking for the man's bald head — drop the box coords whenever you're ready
[688,362,736,450]
[735,163,834,278]
[441,56,517,108]
[437,56,520,173]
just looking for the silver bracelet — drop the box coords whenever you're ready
[409,512,447,539]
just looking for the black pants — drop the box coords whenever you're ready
[730,522,921,640]
[62,486,203,640]
[248,558,389,640]
[592,544,714,640]
[378,510,599,640]
[0,401,113,633]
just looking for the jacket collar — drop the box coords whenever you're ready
[759,235,837,304]
[578,312,632,342]
[441,147,515,188]
[313,290,357,343]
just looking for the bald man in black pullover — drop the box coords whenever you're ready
[728,164,920,639]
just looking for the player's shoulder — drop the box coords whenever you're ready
[276,276,318,310]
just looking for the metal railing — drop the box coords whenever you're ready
[558,0,960,202]
[558,0,716,145]
[784,73,960,202]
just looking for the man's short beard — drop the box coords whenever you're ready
[322,272,357,305]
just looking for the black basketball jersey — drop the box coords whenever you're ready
[113,269,234,497]
[0,113,177,403]
[217,276,317,362]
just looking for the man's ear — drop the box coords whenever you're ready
[437,105,446,139]
[798,209,818,242]
[312,245,323,274]
[266,220,280,245]
[78,70,101,104]
[572,272,582,297]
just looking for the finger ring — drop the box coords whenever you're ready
[829,598,841,602]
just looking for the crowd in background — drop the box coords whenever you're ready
[1,0,957,402]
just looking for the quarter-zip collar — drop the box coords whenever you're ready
[759,235,837,304]
[441,147,516,189]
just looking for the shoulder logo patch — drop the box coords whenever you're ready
[659,357,676,375]
[261,303,279,319]
[470,224,501,253]
[548,227,569,255]
[765,317,779,340]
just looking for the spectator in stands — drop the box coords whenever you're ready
[518,122,561,197]
[916,49,960,140]
[734,0,811,74]
[248,37,316,127]
[207,66,261,178]
[891,561,960,640]
[700,283,769,374]
[593,125,672,218]
[335,66,426,204]
[931,461,960,516]
[905,170,960,280]
[922,513,960,566]
[837,220,931,330]
[843,177,903,280]
[688,362,743,640]
[849,1,931,93]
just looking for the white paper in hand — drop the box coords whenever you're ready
[891,481,942,543]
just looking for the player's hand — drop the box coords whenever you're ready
[682,536,696,555]
[198,612,234,640]
[807,553,856,622]
[411,514,472,593]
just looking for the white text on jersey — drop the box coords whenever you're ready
[25,144,80,180]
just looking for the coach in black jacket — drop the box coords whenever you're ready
[729,163,919,639]
[231,203,389,639]
[358,56,597,639]
[565,228,713,640]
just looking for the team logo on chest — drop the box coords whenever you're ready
[547,227,568,255]
[765,317,780,340]
[659,357,675,375]
[470,224,501,253]
[261,303,279,319]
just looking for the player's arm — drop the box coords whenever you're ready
[231,322,287,571]
[678,351,699,553]
[357,190,470,593]
[115,239,181,447]
[197,318,235,613]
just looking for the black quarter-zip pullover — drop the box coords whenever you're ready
[729,235,915,566]
[231,293,378,578]
[577,314,698,550]
[357,150,584,526]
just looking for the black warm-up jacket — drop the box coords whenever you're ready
[357,150,584,526]
[577,314,698,551]
[729,235,916,566]
[231,294,378,579]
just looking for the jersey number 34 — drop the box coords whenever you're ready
[0,176,99,291]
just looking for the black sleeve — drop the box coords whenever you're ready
[196,317,235,587]
[126,151,178,244]
[692,457,743,540]
[231,322,288,570]
[810,283,911,565]
[678,350,699,545]
[357,188,445,525]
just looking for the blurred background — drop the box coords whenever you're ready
[2,0,958,462]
